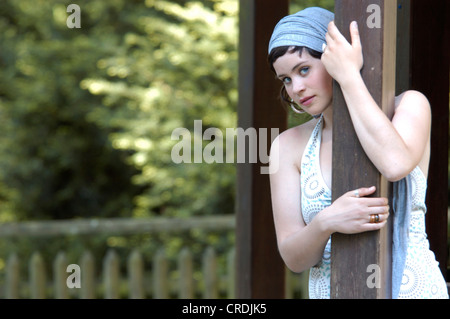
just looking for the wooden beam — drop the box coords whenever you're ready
[0,215,235,237]
[409,0,450,282]
[236,0,288,298]
[395,0,411,96]
[330,0,397,299]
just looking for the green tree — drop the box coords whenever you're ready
[81,0,238,218]
[0,0,144,220]
[290,0,334,13]
[0,0,238,221]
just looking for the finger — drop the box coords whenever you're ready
[377,212,390,222]
[367,211,390,225]
[364,197,390,209]
[363,220,388,232]
[327,20,346,42]
[349,186,376,198]
[365,202,390,215]
[350,21,361,49]
[327,21,338,40]
[325,31,332,47]
[368,208,390,221]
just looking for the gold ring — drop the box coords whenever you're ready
[370,214,380,223]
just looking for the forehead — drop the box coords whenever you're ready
[272,50,316,75]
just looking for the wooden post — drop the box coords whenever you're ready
[236,0,288,298]
[80,251,95,299]
[202,247,218,299]
[5,253,20,299]
[54,251,69,299]
[128,249,145,299]
[178,248,194,299]
[103,249,120,299]
[330,0,397,299]
[30,251,46,299]
[153,249,168,299]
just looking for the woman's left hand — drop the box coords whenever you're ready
[321,20,364,86]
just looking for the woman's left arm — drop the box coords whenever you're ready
[322,21,431,181]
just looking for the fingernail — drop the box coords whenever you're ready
[352,21,358,29]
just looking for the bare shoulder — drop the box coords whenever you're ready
[395,90,431,115]
[270,119,318,171]
[394,90,431,129]
[272,119,317,151]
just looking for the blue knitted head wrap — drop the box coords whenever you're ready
[268,7,334,55]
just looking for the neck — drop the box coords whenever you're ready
[321,105,333,131]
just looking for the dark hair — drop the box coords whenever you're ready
[268,46,322,109]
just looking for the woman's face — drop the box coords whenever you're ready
[273,49,333,117]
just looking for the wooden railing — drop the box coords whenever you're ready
[3,247,235,299]
[0,215,308,299]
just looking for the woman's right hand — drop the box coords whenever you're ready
[318,186,390,235]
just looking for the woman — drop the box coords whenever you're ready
[268,7,448,299]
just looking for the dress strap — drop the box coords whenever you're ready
[301,116,323,168]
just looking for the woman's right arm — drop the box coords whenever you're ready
[269,129,332,273]
[269,129,390,273]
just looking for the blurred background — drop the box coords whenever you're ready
[0,0,447,299]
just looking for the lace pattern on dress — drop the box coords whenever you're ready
[300,116,448,299]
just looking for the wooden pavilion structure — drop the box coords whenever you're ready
[236,0,449,298]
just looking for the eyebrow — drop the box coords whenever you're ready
[276,61,307,79]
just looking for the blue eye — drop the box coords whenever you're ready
[282,77,292,84]
[300,67,310,76]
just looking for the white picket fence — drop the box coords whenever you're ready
[0,216,309,299]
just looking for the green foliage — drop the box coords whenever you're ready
[81,0,238,218]
[0,0,238,221]
[0,1,239,292]
[0,0,144,221]
[290,0,334,14]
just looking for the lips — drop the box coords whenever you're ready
[300,96,315,106]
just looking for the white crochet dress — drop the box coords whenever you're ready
[300,116,449,299]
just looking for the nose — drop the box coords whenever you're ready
[292,77,306,96]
